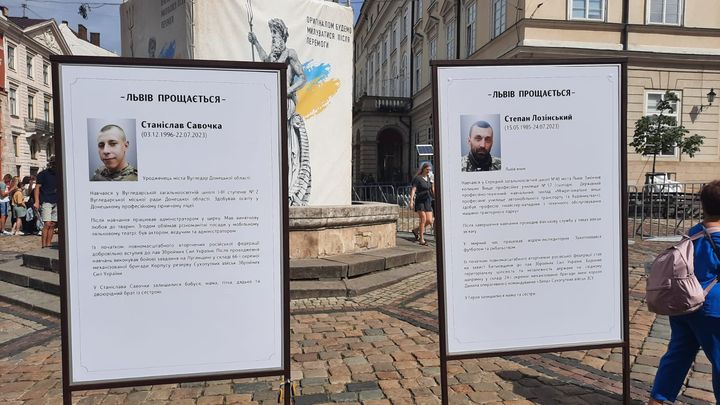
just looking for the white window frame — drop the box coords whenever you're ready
[43,63,49,85]
[446,20,456,59]
[646,0,683,25]
[491,0,506,39]
[644,90,682,157]
[414,51,423,93]
[466,1,477,56]
[569,0,606,20]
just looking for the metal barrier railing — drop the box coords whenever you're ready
[394,186,434,237]
[354,182,708,241]
[352,185,397,204]
[630,182,705,240]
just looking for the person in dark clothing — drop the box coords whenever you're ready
[34,157,57,248]
[409,162,434,246]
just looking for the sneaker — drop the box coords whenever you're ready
[13,231,24,236]
[2,230,11,235]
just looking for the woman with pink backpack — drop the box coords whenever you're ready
[649,180,720,404]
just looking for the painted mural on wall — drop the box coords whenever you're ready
[120,0,190,59]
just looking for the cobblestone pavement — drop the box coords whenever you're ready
[0,234,715,404]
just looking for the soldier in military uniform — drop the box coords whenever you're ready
[91,124,138,181]
[461,120,501,172]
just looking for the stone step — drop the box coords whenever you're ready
[0,280,60,315]
[0,259,60,295]
[23,247,60,272]
[290,260,432,299]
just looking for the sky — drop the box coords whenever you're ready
[0,0,364,56]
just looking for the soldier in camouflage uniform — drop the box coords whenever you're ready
[91,124,138,181]
[461,120,501,172]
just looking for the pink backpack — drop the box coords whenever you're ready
[646,226,720,316]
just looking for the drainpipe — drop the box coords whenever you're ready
[621,0,629,50]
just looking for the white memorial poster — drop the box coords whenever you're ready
[121,0,354,206]
[436,63,624,356]
[57,62,286,384]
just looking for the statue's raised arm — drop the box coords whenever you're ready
[248,32,269,61]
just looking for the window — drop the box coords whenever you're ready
[12,135,19,157]
[392,20,397,49]
[446,20,456,59]
[466,2,477,55]
[43,64,49,85]
[26,55,33,78]
[46,141,54,159]
[414,0,423,23]
[9,88,17,116]
[30,140,38,160]
[44,100,50,122]
[381,69,387,95]
[428,127,434,144]
[429,36,437,60]
[492,0,506,39]
[571,0,605,20]
[400,52,408,97]
[7,45,15,70]
[648,0,682,24]
[382,39,387,62]
[414,51,422,92]
[390,62,397,96]
[645,91,681,156]
[27,95,34,120]
[403,7,409,37]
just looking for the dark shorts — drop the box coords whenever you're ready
[415,199,433,212]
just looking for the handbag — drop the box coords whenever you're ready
[25,207,34,221]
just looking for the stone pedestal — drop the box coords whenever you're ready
[289,203,398,259]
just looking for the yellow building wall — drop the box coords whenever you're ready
[627,67,720,185]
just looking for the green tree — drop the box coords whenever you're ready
[630,91,704,176]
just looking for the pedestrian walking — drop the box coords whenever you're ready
[649,179,720,404]
[34,156,58,248]
[409,162,434,246]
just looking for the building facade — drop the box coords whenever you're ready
[0,11,115,178]
[353,0,720,186]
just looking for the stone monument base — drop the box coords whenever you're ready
[289,202,398,259]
